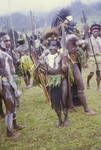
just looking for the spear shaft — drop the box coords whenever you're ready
[30,10,50,102]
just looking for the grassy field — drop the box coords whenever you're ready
[0,63,101,150]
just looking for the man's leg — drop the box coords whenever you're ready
[54,109,62,128]
[24,72,28,86]
[62,79,68,127]
[96,70,101,90]
[13,111,24,130]
[0,96,5,118]
[49,87,62,128]
[3,83,23,138]
[73,63,96,115]
[87,72,94,89]
[27,71,31,86]
[4,99,14,137]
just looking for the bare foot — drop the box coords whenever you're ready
[7,132,21,140]
[87,85,90,89]
[14,124,25,130]
[69,107,77,112]
[54,121,62,128]
[63,120,69,127]
[85,109,96,115]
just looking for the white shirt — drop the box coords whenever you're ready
[90,35,101,55]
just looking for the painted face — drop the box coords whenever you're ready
[51,34,57,40]
[92,30,100,38]
[50,48,57,54]
[64,19,69,28]
[4,38,11,48]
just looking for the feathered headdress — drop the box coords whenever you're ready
[51,8,71,27]
[43,28,59,40]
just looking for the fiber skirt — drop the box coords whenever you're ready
[48,86,62,111]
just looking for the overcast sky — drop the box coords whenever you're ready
[0,0,100,15]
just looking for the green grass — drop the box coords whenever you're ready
[0,64,101,150]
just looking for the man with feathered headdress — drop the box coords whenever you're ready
[38,28,70,127]
[51,8,75,35]
[51,8,96,115]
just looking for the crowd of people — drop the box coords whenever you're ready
[0,8,101,139]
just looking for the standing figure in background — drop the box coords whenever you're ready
[34,32,44,59]
[0,44,24,138]
[16,36,33,88]
[0,34,21,107]
[87,24,101,90]
[0,34,20,71]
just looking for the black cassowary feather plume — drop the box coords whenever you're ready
[51,8,71,27]
[0,32,6,38]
